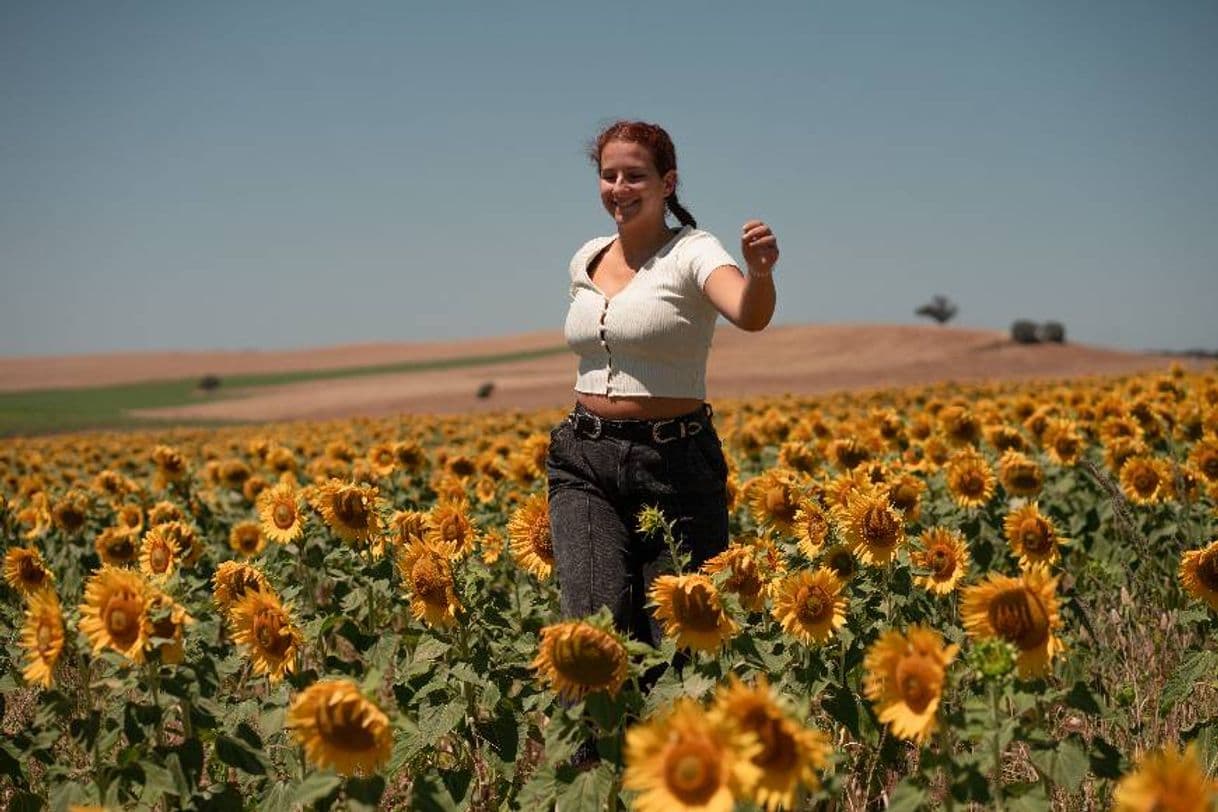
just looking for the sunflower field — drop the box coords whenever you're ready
[2,365,1217,811]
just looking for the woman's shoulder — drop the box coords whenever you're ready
[674,226,737,268]
[568,234,615,277]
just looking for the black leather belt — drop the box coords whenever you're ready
[567,404,713,445]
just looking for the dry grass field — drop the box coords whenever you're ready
[0,323,1199,429]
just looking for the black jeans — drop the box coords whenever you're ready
[545,403,731,646]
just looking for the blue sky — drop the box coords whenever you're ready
[2,1,1216,356]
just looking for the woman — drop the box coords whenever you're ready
[547,119,778,650]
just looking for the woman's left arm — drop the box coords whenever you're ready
[702,219,778,332]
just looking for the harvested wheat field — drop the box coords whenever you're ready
[0,323,1196,424]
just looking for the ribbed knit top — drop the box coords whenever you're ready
[564,225,738,399]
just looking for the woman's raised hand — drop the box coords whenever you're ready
[741,220,779,275]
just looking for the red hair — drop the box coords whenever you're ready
[587,120,697,228]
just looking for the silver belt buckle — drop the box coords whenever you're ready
[652,419,683,444]
[579,412,602,439]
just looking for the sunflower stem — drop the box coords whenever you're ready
[988,681,1006,811]
[366,577,377,635]
[937,719,955,811]
[181,697,194,742]
[147,663,166,749]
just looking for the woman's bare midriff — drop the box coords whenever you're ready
[575,392,705,420]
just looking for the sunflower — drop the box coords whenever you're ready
[396,537,462,628]
[910,527,971,595]
[153,521,203,568]
[745,469,805,536]
[832,489,905,567]
[256,482,305,544]
[944,447,996,509]
[114,503,144,534]
[624,698,761,812]
[228,521,266,557]
[939,404,982,447]
[51,489,90,534]
[825,468,875,511]
[242,475,270,505]
[862,625,958,744]
[702,538,785,612]
[1104,437,1149,476]
[1044,419,1085,466]
[212,560,271,612]
[961,570,1064,678]
[1003,502,1067,570]
[998,450,1044,498]
[78,566,151,663]
[771,568,847,646]
[229,587,301,682]
[366,442,397,478]
[17,492,52,539]
[508,492,553,580]
[479,529,505,565]
[152,445,189,486]
[884,472,926,522]
[21,587,65,688]
[392,440,427,472]
[3,546,55,595]
[147,500,184,526]
[288,678,393,777]
[426,499,479,558]
[1179,539,1218,611]
[778,440,820,475]
[144,590,193,665]
[309,479,382,545]
[95,526,139,567]
[531,618,630,701]
[817,543,856,581]
[650,574,739,652]
[793,499,832,559]
[389,509,431,547]
[985,424,1027,454]
[1112,742,1218,812]
[139,525,180,580]
[1189,435,1218,483]
[714,675,831,811]
[1120,456,1168,505]
[826,436,872,470]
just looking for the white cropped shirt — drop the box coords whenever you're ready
[564,225,739,399]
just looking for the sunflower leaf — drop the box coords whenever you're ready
[515,762,559,808]
[1006,781,1050,812]
[1029,737,1089,791]
[1160,650,1218,714]
[215,732,269,775]
[1088,735,1125,779]
[290,772,342,807]
[886,778,926,812]
[557,763,615,812]
[345,775,386,811]
[1182,718,1218,776]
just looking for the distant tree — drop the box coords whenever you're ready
[476,381,495,399]
[1038,321,1066,343]
[198,375,222,392]
[1011,320,1040,344]
[915,295,958,325]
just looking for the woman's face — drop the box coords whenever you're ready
[598,140,675,228]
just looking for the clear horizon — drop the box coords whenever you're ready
[3,2,1216,357]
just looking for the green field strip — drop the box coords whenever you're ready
[0,344,568,436]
